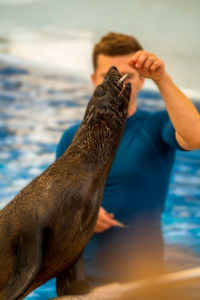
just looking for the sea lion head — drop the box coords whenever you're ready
[84,66,131,127]
[69,67,132,163]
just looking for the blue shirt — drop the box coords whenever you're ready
[56,109,184,283]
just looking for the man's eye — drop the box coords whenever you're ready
[127,74,134,80]
[95,85,106,96]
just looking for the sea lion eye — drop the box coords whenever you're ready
[95,85,106,97]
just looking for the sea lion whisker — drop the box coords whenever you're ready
[110,93,129,109]
[112,84,129,104]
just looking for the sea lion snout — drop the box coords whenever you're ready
[105,65,121,82]
[83,66,131,128]
[94,66,131,111]
[94,66,121,98]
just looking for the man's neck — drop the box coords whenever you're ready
[127,103,137,118]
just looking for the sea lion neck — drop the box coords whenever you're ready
[66,114,125,169]
[65,67,131,169]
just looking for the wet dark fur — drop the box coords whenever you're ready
[0,66,131,300]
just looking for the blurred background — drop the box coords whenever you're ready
[0,0,200,299]
[0,0,200,92]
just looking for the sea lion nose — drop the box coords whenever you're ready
[105,66,121,82]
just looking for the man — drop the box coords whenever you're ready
[56,32,200,285]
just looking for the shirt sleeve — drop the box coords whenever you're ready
[56,123,80,159]
[161,118,187,151]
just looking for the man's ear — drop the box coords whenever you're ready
[91,73,97,87]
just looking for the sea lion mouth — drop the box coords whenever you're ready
[103,66,129,92]
[103,67,131,110]
[107,67,130,100]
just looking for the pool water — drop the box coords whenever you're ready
[0,63,200,299]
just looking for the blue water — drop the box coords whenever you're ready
[0,64,200,299]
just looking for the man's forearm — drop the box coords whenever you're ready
[155,73,200,150]
[129,51,200,150]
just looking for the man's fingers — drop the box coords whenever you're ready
[100,213,117,226]
[131,50,143,63]
[143,56,156,70]
[129,51,160,71]
[135,52,149,69]
[94,207,117,233]
[128,51,165,81]
[107,213,114,218]
[95,222,108,231]
[130,51,154,67]
[97,221,112,229]
[95,219,116,233]
[150,59,162,71]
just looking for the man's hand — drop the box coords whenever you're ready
[129,51,166,82]
[94,207,117,233]
[129,52,200,151]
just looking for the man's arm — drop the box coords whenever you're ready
[129,51,200,150]
[155,74,200,150]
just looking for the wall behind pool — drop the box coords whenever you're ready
[0,0,200,97]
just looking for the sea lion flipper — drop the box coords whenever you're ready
[56,255,91,296]
[3,224,43,300]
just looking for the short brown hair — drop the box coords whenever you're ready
[93,32,143,71]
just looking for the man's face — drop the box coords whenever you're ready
[91,53,145,116]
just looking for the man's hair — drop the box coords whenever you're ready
[93,32,143,71]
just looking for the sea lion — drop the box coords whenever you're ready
[0,66,131,300]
